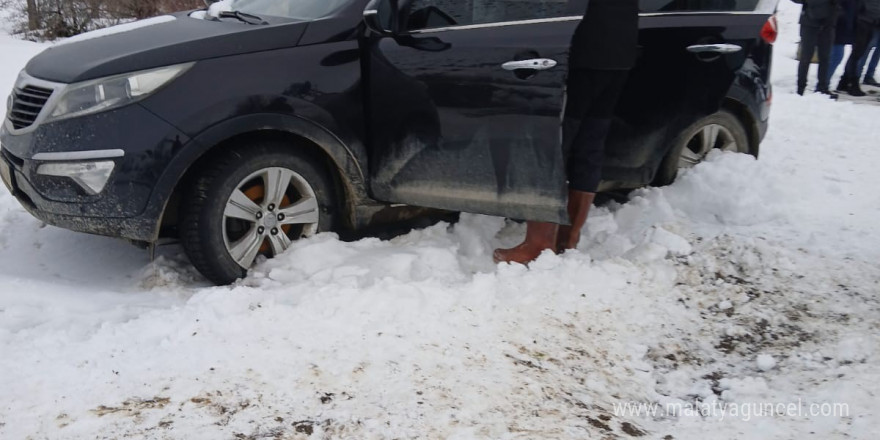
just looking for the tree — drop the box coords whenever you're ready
[26,0,38,30]
[4,0,202,41]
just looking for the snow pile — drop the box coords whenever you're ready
[190,0,233,20]
[756,354,776,371]
[1,1,879,439]
[53,15,177,47]
[0,38,41,103]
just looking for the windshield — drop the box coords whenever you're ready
[229,0,350,20]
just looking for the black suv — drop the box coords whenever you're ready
[1,0,777,284]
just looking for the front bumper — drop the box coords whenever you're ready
[1,102,189,242]
[1,149,158,241]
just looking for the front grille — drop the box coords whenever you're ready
[8,85,53,130]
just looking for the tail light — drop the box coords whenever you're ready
[761,15,778,44]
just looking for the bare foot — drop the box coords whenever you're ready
[493,243,548,265]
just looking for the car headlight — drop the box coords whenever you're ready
[47,62,194,122]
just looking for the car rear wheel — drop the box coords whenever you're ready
[180,141,336,285]
[654,109,750,186]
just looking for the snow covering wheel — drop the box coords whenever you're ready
[654,109,750,186]
[180,141,336,285]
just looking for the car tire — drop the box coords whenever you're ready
[653,109,750,186]
[180,141,336,285]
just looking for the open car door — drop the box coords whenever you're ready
[364,0,588,223]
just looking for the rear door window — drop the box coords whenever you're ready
[639,0,761,12]
[399,0,764,32]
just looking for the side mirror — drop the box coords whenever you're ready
[364,0,399,36]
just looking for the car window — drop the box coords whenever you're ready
[639,0,760,12]
[381,0,764,33]
[401,0,585,31]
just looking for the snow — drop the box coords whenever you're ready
[52,15,177,47]
[1,1,879,439]
[189,0,234,20]
[208,0,234,18]
[756,354,777,372]
[0,37,39,93]
[0,6,13,35]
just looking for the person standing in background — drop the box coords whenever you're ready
[494,0,639,265]
[838,0,880,95]
[793,0,839,97]
[829,0,857,84]
[828,0,880,87]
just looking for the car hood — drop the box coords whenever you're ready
[26,13,310,84]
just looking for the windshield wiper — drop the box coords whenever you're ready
[216,10,267,25]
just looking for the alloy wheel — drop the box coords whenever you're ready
[678,123,739,169]
[221,167,320,268]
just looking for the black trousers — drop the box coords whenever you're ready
[563,69,628,193]
[798,23,834,92]
[842,19,880,83]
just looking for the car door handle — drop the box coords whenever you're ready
[502,59,558,71]
[686,44,743,54]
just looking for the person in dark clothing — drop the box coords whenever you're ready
[792,0,840,97]
[831,0,880,84]
[829,0,858,83]
[494,0,639,265]
[838,0,880,95]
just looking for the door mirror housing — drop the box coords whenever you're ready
[364,0,399,36]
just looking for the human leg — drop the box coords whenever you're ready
[493,69,598,264]
[798,24,820,94]
[815,24,834,92]
[556,70,627,252]
[840,20,875,95]
[864,30,880,84]
[557,117,612,252]
[857,30,878,76]
[828,44,846,84]
[556,189,595,251]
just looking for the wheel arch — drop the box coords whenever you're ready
[721,96,761,158]
[650,100,754,187]
[147,114,370,241]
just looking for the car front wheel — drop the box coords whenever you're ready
[180,141,336,285]
[654,109,750,186]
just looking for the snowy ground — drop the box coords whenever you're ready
[1,2,878,439]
